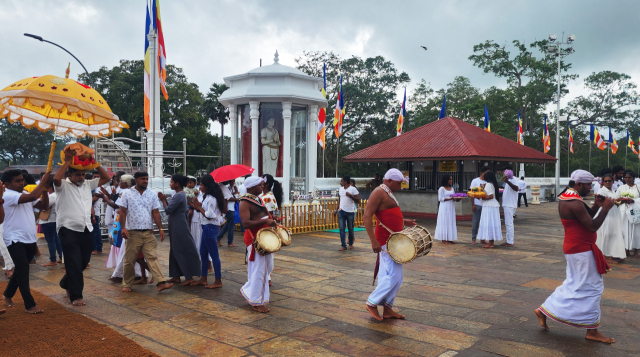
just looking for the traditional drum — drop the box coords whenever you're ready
[254,227,282,255]
[385,225,433,264]
[277,226,292,246]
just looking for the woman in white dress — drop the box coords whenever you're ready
[478,171,503,248]
[435,175,460,244]
[616,171,640,257]
[595,174,626,262]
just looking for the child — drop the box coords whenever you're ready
[185,176,199,223]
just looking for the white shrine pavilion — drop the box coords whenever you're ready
[218,51,327,203]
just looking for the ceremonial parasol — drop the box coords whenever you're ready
[0,66,129,171]
[210,164,254,183]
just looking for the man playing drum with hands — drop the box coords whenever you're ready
[239,176,277,313]
[364,168,417,321]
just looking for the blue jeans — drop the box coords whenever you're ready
[216,210,236,245]
[338,210,355,248]
[471,206,482,241]
[201,225,222,279]
[42,222,63,262]
[93,215,102,252]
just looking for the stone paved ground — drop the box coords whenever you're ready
[8,202,640,356]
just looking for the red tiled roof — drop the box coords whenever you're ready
[343,117,557,163]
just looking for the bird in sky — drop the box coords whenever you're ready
[420,46,427,50]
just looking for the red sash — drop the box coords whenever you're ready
[561,219,610,274]
[244,224,270,261]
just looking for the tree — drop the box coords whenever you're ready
[79,60,220,175]
[468,39,578,132]
[566,71,640,130]
[296,51,410,177]
[0,121,57,166]
[203,83,230,166]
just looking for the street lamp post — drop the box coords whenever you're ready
[545,33,575,198]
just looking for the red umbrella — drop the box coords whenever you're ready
[210,164,255,183]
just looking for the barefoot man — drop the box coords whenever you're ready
[1,170,50,313]
[54,146,111,306]
[239,176,276,313]
[535,169,616,344]
[364,169,416,321]
[119,172,173,293]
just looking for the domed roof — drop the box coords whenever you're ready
[247,63,305,75]
[218,50,327,107]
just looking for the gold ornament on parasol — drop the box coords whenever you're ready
[0,65,129,171]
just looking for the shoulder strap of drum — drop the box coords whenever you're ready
[379,184,400,207]
[373,214,395,234]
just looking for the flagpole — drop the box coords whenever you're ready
[336,136,340,178]
[625,140,628,169]
[322,148,325,178]
[608,143,610,167]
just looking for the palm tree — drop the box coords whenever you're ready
[202,83,229,166]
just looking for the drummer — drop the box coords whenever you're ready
[239,176,277,313]
[363,168,417,321]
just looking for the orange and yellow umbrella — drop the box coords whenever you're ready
[0,69,129,171]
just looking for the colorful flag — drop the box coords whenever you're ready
[438,95,446,120]
[590,125,607,150]
[568,121,574,154]
[396,88,406,136]
[627,131,638,154]
[317,63,326,149]
[143,3,152,131]
[543,115,550,153]
[152,0,168,100]
[333,75,345,137]
[610,127,618,154]
[484,105,491,132]
[517,110,524,145]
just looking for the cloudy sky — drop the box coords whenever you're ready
[1,0,639,135]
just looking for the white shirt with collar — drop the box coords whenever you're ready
[517,180,527,193]
[2,189,38,246]
[199,194,224,226]
[118,187,162,230]
[38,192,57,224]
[55,178,100,233]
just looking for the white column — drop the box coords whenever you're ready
[307,105,318,193]
[229,104,238,165]
[250,101,260,176]
[146,31,164,178]
[282,102,292,204]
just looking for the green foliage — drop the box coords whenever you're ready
[296,51,410,177]
[203,83,230,166]
[79,60,220,175]
[0,121,58,166]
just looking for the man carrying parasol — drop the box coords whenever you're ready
[53,144,110,306]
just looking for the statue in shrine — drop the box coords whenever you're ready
[261,117,280,175]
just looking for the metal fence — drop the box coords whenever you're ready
[414,171,478,191]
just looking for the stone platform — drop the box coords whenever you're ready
[8,202,640,356]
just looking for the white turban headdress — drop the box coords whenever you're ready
[570,169,595,184]
[384,168,408,183]
[244,176,266,189]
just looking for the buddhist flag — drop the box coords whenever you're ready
[628,131,638,155]
[568,121,574,154]
[396,88,406,136]
[438,95,446,120]
[333,75,345,137]
[543,115,550,153]
[610,127,618,154]
[591,125,607,150]
[152,0,168,100]
[517,110,524,145]
[143,3,152,131]
[484,104,490,132]
[317,63,326,149]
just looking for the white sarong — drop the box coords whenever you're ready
[240,246,273,306]
[0,224,15,270]
[539,251,603,329]
[367,245,403,308]
[503,207,515,244]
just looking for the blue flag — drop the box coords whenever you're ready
[484,105,490,132]
[438,95,446,120]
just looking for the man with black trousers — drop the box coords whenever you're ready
[54,146,110,306]
[1,169,50,313]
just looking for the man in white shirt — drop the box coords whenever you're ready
[40,182,63,267]
[217,180,239,247]
[54,147,111,306]
[517,177,528,208]
[470,167,489,244]
[119,171,173,293]
[335,176,360,251]
[611,165,624,192]
[501,165,520,247]
[1,169,50,313]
